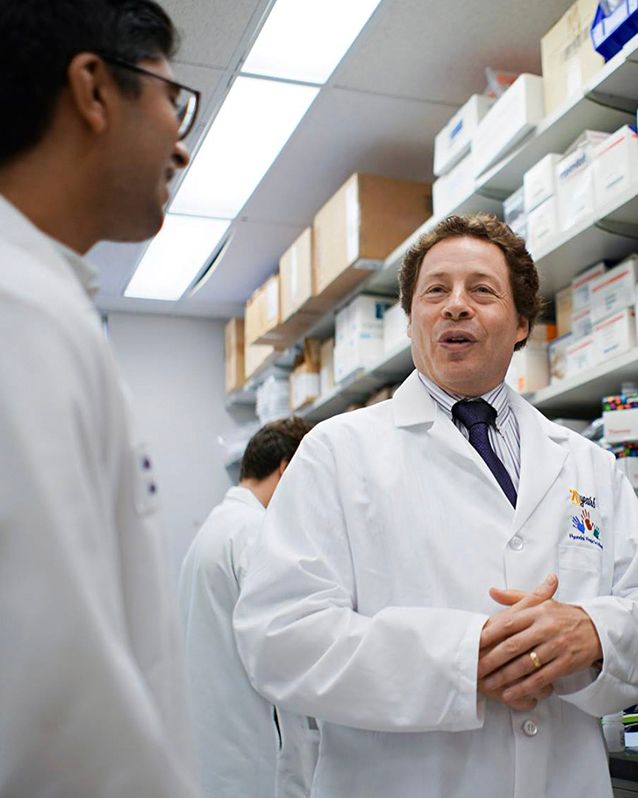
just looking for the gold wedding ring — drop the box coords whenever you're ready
[529,651,542,670]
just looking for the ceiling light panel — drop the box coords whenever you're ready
[241,0,383,84]
[124,214,230,300]
[171,76,318,218]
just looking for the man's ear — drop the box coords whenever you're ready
[279,458,289,477]
[66,53,116,135]
[406,313,412,340]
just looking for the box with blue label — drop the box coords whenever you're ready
[593,307,636,361]
[433,94,494,177]
[593,125,638,211]
[571,261,607,312]
[334,294,394,382]
[591,0,638,61]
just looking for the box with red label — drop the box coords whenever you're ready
[566,334,599,376]
[590,255,638,324]
[571,261,607,313]
[593,125,638,211]
[604,408,638,444]
[593,308,636,361]
[571,306,593,339]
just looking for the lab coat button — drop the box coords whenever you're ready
[509,535,524,551]
[522,719,538,737]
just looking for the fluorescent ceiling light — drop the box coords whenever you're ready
[125,214,230,300]
[171,76,318,218]
[241,0,383,84]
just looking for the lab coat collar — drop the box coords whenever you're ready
[0,194,100,300]
[392,370,436,427]
[508,387,569,532]
[226,485,265,513]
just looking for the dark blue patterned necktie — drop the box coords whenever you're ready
[452,398,517,508]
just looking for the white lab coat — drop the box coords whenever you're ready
[179,486,318,798]
[0,196,197,797]
[234,369,638,798]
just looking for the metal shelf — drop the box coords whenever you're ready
[529,348,638,416]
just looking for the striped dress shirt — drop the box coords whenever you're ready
[418,372,521,491]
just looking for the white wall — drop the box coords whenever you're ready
[107,311,255,578]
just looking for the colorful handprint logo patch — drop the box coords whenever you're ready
[569,489,602,549]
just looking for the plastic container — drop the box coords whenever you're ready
[591,0,638,61]
[602,712,625,752]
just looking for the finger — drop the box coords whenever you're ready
[479,621,548,678]
[489,574,558,610]
[502,660,562,703]
[480,642,555,690]
[479,605,541,654]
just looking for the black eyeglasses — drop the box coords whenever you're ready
[101,55,201,140]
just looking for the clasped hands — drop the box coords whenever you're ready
[477,574,603,712]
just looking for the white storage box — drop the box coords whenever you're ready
[593,308,636,361]
[589,255,638,324]
[383,302,409,354]
[289,369,320,411]
[556,150,595,231]
[505,344,549,394]
[524,153,562,213]
[434,94,494,176]
[334,294,394,383]
[334,337,384,383]
[432,153,475,218]
[571,261,606,312]
[616,457,638,489]
[593,125,638,211]
[548,333,573,383]
[526,195,560,255]
[503,186,525,227]
[472,74,545,177]
[566,334,598,376]
[571,306,593,339]
[604,408,638,444]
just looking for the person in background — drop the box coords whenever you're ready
[179,417,318,798]
[234,214,638,798]
[0,2,201,795]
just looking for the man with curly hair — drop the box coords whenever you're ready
[235,214,638,798]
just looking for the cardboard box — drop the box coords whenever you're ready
[549,333,573,383]
[593,308,636,361]
[320,338,335,397]
[527,195,560,255]
[556,150,595,231]
[244,274,280,345]
[313,174,431,299]
[593,125,638,211]
[224,317,245,393]
[541,0,605,118]
[616,456,638,488]
[472,74,545,177]
[571,261,606,312]
[604,407,638,444]
[244,341,275,381]
[432,152,475,218]
[555,285,573,336]
[571,306,593,339]
[433,94,495,176]
[289,338,321,411]
[590,255,638,323]
[523,153,562,213]
[503,185,525,227]
[279,227,314,321]
[566,333,598,375]
[383,302,409,354]
[505,344,550,394]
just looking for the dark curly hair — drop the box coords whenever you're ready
[399,213,544,350]
[240,417,313,481]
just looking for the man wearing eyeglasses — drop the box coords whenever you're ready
[0,2,200,796]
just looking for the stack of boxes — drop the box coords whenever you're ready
[564,261,606,378]
[334,295,394,384]
[524,153,561,251]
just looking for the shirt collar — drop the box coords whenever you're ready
[0,194,100,300]
[418,371,512,431]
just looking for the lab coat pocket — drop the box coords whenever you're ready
[557,543,602,602]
